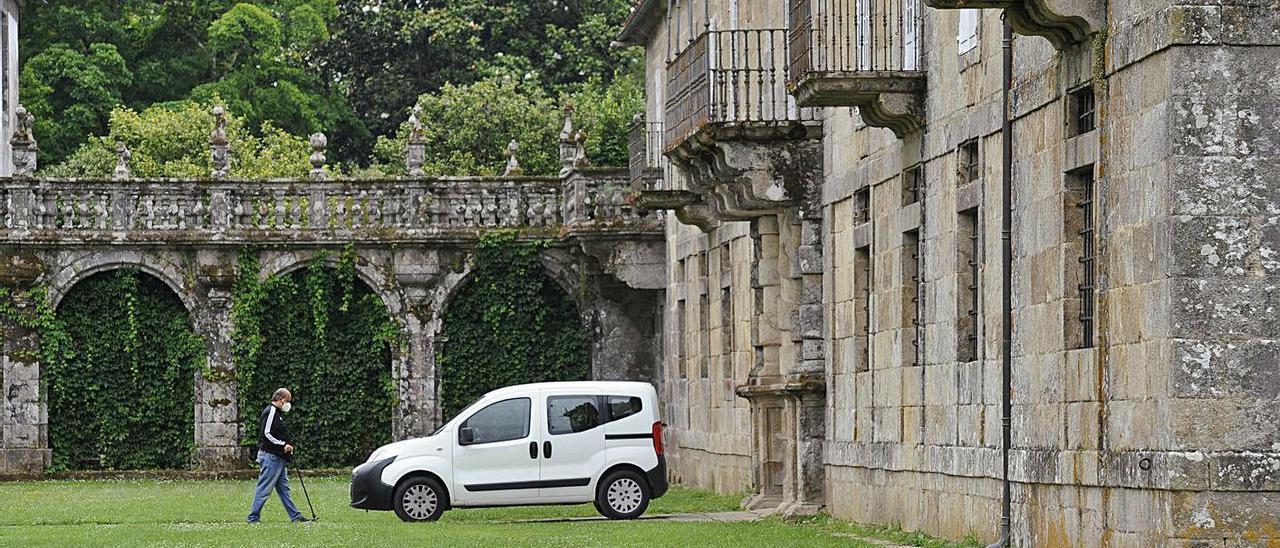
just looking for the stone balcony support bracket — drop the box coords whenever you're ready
[663,121,824,228]
[789,71,928,138]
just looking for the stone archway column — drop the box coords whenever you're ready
[193,285,244,469]
[1,281,50,474]
[394,295,435,439]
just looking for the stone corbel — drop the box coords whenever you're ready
[923,0,1104,50]
[631,189,721,232]
[666,122,823,224]
[789,72,927,138]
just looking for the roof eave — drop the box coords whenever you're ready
[614,0,667,48]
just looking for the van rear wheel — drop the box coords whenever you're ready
[595,469,650,520]
[393,476,446,522]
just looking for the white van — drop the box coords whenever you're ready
[350,381,667,522]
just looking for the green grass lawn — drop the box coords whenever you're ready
[0,476,975,547]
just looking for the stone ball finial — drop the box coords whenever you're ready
[309,132,328,180]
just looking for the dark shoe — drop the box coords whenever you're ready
[293,516,313,523]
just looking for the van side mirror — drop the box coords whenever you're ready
[459,426,475,445]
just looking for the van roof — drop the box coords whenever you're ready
[483,381,656,399]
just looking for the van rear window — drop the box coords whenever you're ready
[606,396,643,422]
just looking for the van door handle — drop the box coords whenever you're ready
[529,441,537,459]
[543,441,552,459]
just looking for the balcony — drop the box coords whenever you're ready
[628,116,668,191]
[661,28,823,228]
[786,0,927,136]
[920,0,1102,49]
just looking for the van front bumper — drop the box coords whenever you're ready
[647,455,669,499]
[349,456,396,510]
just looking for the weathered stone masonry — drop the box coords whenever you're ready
[623,0,1278,544]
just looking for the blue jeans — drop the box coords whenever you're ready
[246,450,303,522]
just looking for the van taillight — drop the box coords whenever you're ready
[652,421,664,456]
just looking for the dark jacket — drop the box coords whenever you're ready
[258,404,292,459]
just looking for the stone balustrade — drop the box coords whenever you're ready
[0,172,657,243]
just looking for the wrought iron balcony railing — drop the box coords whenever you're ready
[788,0,923,78]
[785,0,927,135]
[665,28,818,149]
[628,117,669,190]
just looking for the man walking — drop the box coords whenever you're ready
[246,387,310,523]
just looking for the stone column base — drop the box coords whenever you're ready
[2,448,50,474]
[194,446,249,470]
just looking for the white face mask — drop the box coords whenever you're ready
[282,402,292,413]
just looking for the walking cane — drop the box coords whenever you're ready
[292,465,319,521]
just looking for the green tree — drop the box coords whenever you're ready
[372,75,642,176]
[372,78,561,176]
[21,43,132,164]
[20,1,363,166]
[46,100,312,179]
[566,75,645,169]
[318,0,641,148]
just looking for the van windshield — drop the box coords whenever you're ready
[431,396,486,436]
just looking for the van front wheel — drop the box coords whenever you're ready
[393,476,446,522]
[595,469,650,520]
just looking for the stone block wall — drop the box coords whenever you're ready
[631,0,1279,542]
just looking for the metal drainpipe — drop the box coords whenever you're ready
[987,14,1014,548]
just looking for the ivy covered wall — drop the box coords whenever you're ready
[438,231,591,420]
[231,248,400,468]
[10,271,206,471]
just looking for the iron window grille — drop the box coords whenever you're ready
[1077,171,1096,348]
[1069,86,1096,137]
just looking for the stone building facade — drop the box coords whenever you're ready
[621,0,1278,544]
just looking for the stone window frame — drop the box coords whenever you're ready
[854,244,873,372]
[901,228,922,368]
[902,163,924,206]
[854,186,871,225]
[699,251,711,379]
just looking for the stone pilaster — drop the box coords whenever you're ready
[1,285,50,473]
[749,215,783,384]
[396,295,434,439]
[193,285,243,469]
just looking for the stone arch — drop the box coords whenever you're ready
[431,247,591,337]
[44,265,204,470]
[245,249,405,464]
[258,249,406,318]
[45,251,197,314]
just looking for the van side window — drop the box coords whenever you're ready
[460,397,530,444]
[547,396,601,435]
[606,396,643,422]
